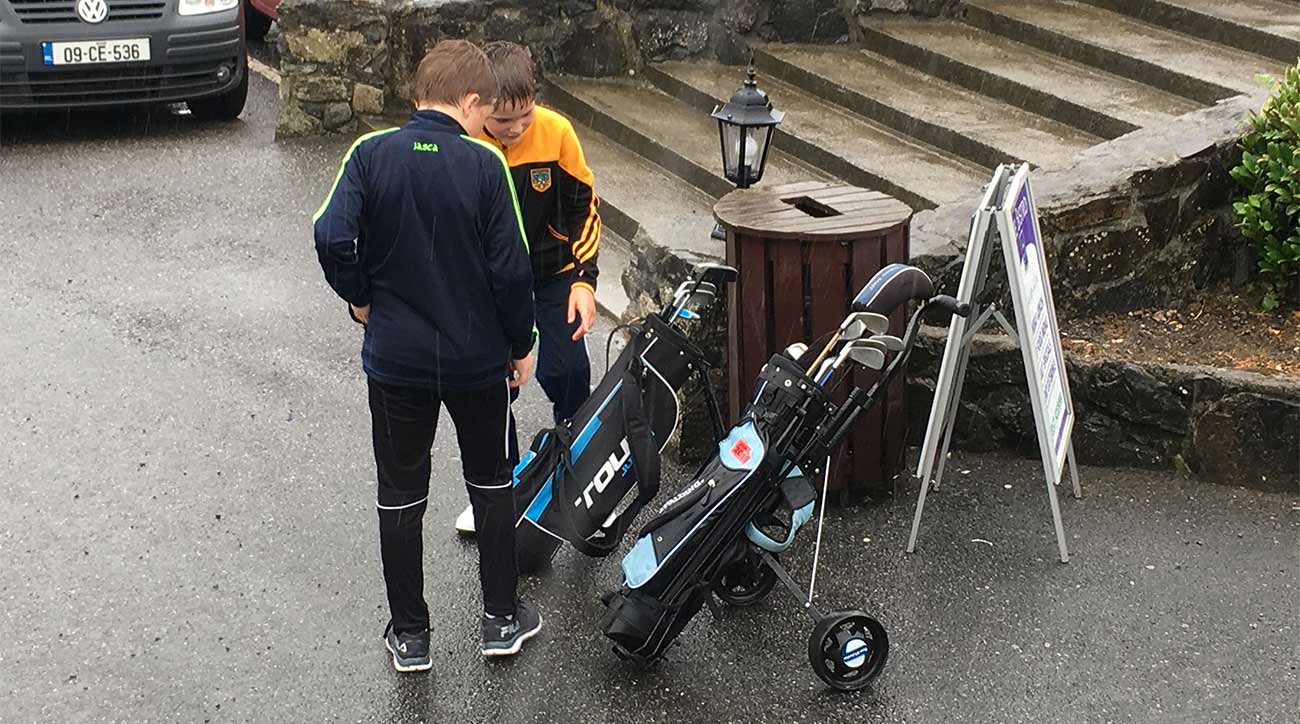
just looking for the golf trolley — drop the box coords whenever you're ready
[601,264,970,691]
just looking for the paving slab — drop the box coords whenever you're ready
[649,61,988,211]
[857,17,1203,138]
[754,43,1100,170]
[966,0,1290,103]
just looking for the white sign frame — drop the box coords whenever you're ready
[909,164,1081,563]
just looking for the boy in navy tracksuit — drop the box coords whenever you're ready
[313,40,542,672]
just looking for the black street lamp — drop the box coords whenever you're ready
[711,65,784,240]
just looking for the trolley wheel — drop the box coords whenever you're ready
[712,549,777,607]
[808,610,889,691]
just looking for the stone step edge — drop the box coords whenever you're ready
[963,2,1240,105]
[1072,0,1300,65]
[752,46,1034,170]
[852,25,1140,141]
[543,79,733,200]
[641,64,945,211]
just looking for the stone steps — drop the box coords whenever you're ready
[527,0,1300,323]
[546,76,831,201]
[854,17,1202,140]
[646,60,989,211]
[964,0,1289,104]
[1074,0,1300,64]
[750,43,1101,170]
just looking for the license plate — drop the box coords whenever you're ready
[41,38,150,66]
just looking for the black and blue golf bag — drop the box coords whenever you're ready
[599,263,970,689]
[600,350,835,655]
[509,264,736,573]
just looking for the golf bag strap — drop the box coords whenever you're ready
[556,348,661,558]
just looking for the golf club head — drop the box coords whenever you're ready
[868,334,905,352]
[694,262,739,288]
[842,344,887,371]
[839,311,891,339]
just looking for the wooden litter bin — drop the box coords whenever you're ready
[714,180,913,502]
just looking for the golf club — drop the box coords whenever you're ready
[818,341,886,385]
[866,334,904,352]
[804,311,890,375]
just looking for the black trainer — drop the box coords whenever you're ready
[480,600,543,657]
[383,622,432,673]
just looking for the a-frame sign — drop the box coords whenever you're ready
[910,164,1082,563]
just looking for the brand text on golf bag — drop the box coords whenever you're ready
[574,438,632,509]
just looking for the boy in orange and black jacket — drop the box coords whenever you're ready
[479,41,600,427]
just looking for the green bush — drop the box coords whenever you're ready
[1230,62,1300,310]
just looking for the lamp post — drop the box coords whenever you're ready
[711,64,785,240]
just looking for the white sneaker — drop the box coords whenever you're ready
[455,504,476,537]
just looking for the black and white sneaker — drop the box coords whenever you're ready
[384,622,432,673]
[480,601,542,657]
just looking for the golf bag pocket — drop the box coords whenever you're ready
[622,422,768,589]
[600,585,710,663]
[744,471,816,554]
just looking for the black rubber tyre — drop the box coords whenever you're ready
[187,58,248,122]
[245,1,273,42]
[808,610,889,691]
[712,548,777,607]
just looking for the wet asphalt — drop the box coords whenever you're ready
[1,71,1298,724]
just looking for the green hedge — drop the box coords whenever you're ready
[1231,62,1300,310]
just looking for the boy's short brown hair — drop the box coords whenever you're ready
[413,39,498,108]
[482,41,537,108]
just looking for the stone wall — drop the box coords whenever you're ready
[906,328,1300,494]
[911,92,1268,317]
[277,0,961,137]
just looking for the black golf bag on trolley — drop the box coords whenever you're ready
[599,263,971,691]
[509,264,736,573]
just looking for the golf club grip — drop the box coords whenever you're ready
[929,295,971,318]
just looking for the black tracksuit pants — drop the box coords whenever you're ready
[369,376,518,634]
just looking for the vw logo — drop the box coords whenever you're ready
[76,0,109,24]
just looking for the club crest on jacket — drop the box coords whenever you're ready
[530,167,552,193]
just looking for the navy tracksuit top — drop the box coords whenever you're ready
[313,110,536,390]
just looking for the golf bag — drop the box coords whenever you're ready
[509,264,735,573]
[600,263,967,685]
[599,351,834,659]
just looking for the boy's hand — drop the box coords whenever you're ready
[510,352,535,388]
[567,285,596,341]
[350,303,371,326]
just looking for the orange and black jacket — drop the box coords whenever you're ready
[481,106,601,293]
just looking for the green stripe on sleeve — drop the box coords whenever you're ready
[311,127,400,224]
[463,135,537,347]
[462,135,530,251]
